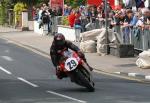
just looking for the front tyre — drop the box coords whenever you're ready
[75,69,95,92]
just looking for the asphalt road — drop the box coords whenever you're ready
[0,38,150,103]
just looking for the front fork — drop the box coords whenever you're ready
[81,60,91,74]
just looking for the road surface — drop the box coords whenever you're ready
[0,38,150,103]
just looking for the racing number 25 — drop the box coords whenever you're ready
[67,60,77,70]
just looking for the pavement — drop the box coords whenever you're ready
[1,36,150,103]
[0,26,21,33]
[1,30,150,81]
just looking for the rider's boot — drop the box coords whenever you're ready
[56,69,68,79]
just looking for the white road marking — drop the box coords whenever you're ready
[114,72,121,74]
[145,76,150,80]
[1,56,13,61]
[128,73,138,77]
[47,91,86,103]
[6,40,14,44]
[0,66,12,75]
[17,77,39,87]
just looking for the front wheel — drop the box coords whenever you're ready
[73,68,95,92]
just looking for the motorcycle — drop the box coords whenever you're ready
[58,49,95,92]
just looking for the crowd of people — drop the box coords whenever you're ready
[32,3,63,34]
[65,1,150,43]
[32,1,150,43]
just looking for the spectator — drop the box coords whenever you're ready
[136,8,150,29]
[32,6,37,20]
[91,6,98,23]
[33,7,40,21]
[38,5,44,28]
[144,0,150,8]
[68,10,76,27]
[64,5,70,16]
[122,9,134,43]
[124,0,133,9]
[80,6,88,32]
[74,10,82,42]
[68,6,73,15]
[100,0,105,18]
[124,9,133,24]
[57,6,63,16]
[41,6,51,34]
[100,0,112,18]
[97,5,102,18]
[135,0,145,9]
[51,7,57,17]
[111,11,124,34]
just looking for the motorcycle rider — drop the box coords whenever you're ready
[50,33,93,79]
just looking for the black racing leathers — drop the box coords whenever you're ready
[50,40,80,67]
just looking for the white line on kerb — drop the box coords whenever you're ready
[114,72,121,74]
[1,56,13,61]
[17,77,39,88]
[128,73,138,77]
[145,76,150,80]
[47,91,86,103]
[0,66,12,75]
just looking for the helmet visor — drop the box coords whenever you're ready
[55,40,65,46]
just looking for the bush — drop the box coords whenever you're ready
[13,2,27,24]
[65,0,86,8]
[0,2,7,25]
[61,16,69,26]
[0,0,13,25]
[0,5,6,25]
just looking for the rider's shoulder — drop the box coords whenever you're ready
[65,40,72,44]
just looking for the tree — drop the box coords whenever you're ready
[64,0,86,7]
[0,0,11,25]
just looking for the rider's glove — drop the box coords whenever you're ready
[77,51,84,58]
[56,66,60,70]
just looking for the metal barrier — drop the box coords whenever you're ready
[119,26,150,51]
[50,16,110,34]
[143,29,150,50]
[131,27,143,50]
[95,18,111,29]
[50,16,63,34]
[131,27,150,51]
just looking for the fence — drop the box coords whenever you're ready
[115,26,150,51]
[50,16,62,35]
[80,18,150,51]
[131,27,150,51]
[50,16,109,33]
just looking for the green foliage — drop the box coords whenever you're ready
[65,0,86,7]
[37,0,49,3]
[0,0,10,25]
[13,2,27,13]
[61,16,69,26]
[13,2,27,23]
[0,5,5,24]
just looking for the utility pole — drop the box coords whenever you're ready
[104,0,109,54]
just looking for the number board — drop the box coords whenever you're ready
[65,58,78,71]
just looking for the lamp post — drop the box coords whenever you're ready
[104,0,109,54]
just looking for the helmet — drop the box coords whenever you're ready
[54,33,65,47]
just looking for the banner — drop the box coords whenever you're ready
[87,0,102,6]
[87,0,115,9]
[50,0,64,10]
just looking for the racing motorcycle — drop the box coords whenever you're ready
[58,49,95,92]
